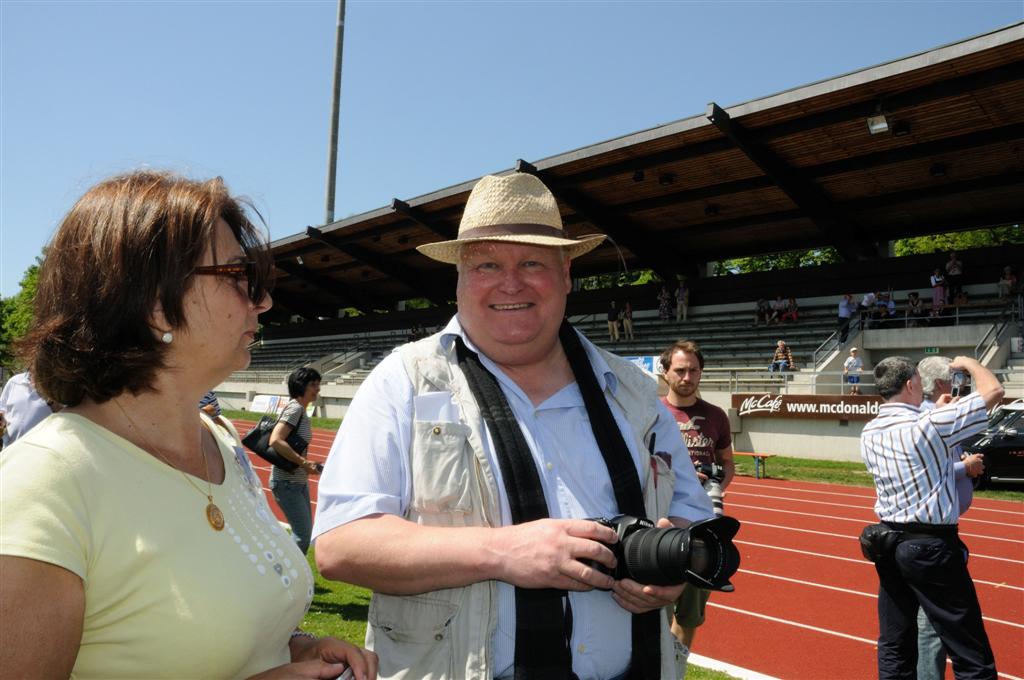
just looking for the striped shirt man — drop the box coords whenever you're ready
[861,392,987,525]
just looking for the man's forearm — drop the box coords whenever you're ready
[315,514,500,594]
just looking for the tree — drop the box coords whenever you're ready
[893,225,1022,256]
[714,247,840,276]
[0,262,41,367]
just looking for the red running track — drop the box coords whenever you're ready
[234,421,1024,679]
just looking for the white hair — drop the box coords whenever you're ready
[917,356,952,400]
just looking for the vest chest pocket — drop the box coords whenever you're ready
[411,421,474,518]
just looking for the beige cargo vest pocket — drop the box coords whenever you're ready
[410,421,474,525]
[368,591,458,679]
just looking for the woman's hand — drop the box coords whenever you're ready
[249,635,378,680]
[302,459,320,475]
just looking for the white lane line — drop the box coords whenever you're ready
[741,519,853,540]
[740,568,875,598]
[732,482,1024,516]
[688,653,781,680]
[730,503,1024,546]
[736,538,1024,567]
[736,539,867,565]
[739,569,1024,628]
[706,602,1024,673]
[729,492,1023,530]
[706,601,878,644]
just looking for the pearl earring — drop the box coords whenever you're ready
[161,332,173,344]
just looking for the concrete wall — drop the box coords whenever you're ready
[216,380,362,419]
[700,390,865,462]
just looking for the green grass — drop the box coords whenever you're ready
[736,455,1024,502]
[222,408,343,431]
[302,549,370,645]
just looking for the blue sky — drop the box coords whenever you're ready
[2,1,1021,297]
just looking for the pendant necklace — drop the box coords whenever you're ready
[115,400,225,531]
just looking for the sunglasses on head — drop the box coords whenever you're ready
[193,261,271,304]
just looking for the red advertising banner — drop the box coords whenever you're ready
[731,393,884,421]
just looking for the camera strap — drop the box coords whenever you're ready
[454,322,661,680]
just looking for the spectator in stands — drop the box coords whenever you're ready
[906,292,926,327]
[945,250,964,301]
[768,294,786,324]
[843,347,864,395]
[768,340,796,373]
[269,367,323,555]
[860,291,878,324]
[607,300,620,342]
[658,284,673,321]
[930,267,946,317]
[659,340,735,658]
[312,173,712,680]
[621,298,635,341]
[916,356,986,680]
[675,279,690,322]
[754,297,771,326]
[953,288,969,308]
[0,372,56,448]
[780,296,799,323]
[838,293,856,343]
[0,171,375,679]
[861,356,999,680]
[997,265,1017,301]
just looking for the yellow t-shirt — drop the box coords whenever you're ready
[0,412,314,678]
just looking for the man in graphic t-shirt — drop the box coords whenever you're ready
[659,340,735,655]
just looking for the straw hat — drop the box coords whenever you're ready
[416,173,606,264]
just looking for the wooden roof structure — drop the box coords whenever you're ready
[265,23,1024,324]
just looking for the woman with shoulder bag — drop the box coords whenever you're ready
[270,367,322,555]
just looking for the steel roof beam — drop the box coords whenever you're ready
[707,102,869,261]
[274,259,376,313]
[306,226,450,306]
[515,160,692,284]
[391,199,458,240]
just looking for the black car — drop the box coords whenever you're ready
[962,402,1024,488]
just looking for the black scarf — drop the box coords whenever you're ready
[454,320,661,680]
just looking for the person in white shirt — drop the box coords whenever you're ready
[842,348,864,395]
[0,372,55,448]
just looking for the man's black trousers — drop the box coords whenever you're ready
[874,535,996,680]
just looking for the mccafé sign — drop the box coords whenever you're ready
[731,393,884,421]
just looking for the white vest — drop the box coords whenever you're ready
[365,333,683,679]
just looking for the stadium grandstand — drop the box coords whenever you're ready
[218,23,1024,461]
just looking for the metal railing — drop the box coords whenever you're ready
[975,320,1008,361]
[812,318,863,370]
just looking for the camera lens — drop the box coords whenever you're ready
[621,526,688,586]
[617,517,740,589]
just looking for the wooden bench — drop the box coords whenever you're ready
[733,451,777,479]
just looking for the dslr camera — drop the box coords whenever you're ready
[589,514,740,591]
[696,462,725,484]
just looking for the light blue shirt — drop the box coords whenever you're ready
[0,372,53,447]
[313,316,713,680]
[921,398,973,514]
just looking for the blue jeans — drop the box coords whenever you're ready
[917,607,946,680]
[769,360,789,373]
[271,479,312,554]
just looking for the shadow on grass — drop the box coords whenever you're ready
[308,600,370,620]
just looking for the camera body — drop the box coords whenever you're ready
[696,461,725,484]
[950,370,966,398]
[589,514,740,591]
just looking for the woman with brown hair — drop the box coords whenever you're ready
[0,171,376,679]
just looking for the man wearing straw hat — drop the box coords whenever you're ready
[313,172,713,680]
